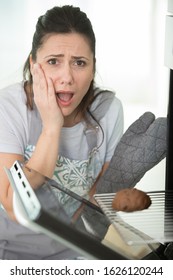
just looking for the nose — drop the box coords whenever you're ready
[59,64,74,85]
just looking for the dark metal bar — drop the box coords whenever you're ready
[166,69,173,190]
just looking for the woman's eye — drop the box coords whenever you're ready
[74,60,86,67]
[48,59,58,65]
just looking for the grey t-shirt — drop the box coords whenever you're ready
[0,82,124,259]
[0,82,42,155]
[0,82,124,214]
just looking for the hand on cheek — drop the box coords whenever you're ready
[32,63,64,131]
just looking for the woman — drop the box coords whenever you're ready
[0,5,123,259]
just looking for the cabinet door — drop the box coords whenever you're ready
[164,16,173,69]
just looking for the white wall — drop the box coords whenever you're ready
[0,0,169,191]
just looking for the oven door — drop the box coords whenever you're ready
[5,160,165,260]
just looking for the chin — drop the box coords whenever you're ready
[61,108,72,117]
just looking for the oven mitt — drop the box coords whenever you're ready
[96,112,167,193]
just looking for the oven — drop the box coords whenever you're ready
[3,0,173,261]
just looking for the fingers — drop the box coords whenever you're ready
[32,64,57,108]
[31,63,64,128]
[32,63,48,101]
[47,77,56,102]
[32,64,56,101]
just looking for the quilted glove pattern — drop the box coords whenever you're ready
[96,112,167,193]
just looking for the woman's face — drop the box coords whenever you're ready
[30,32,94,125]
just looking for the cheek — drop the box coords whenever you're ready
[89,68,94,82]
[79,71,94,88]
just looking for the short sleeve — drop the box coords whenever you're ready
[0,111,24,154]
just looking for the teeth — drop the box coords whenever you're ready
[57,93,73,102]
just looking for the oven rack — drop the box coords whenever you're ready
[94,190,173,245]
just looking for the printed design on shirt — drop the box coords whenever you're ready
[24,145,35,161]
[54,156,94,190]
[52,153,102,217]
[23,144,102,217]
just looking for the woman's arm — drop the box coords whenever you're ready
[0,64,63,219]
[0,126,61,219]
[0,153,24,220]
[25,64,64,177]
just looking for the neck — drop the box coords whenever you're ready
[63,112,83,127]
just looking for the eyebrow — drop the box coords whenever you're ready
[44,54,89,60]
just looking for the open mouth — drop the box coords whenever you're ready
[56,92,74,105]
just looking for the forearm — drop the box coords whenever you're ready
[26,127,61,178]
[0,127,60,221]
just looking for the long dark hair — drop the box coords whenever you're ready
[23,5,96,118]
